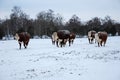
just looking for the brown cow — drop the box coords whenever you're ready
[51,30,75,47]
[88,30,96,44]
[95,31,107,47]
[15,32,30,49]
[57,30,71,47]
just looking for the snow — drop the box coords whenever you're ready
[0,36,120,80]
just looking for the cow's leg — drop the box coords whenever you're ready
[69,39,71,46]
[71,40,73,44]
[98,42,100,47]
[72,39,74,44]
[52,41,55,45]
[100,41,102,46]
[95,39,97,43]
[91,38,94,44]
[19,42,22,49]
[88,38,90,43]
[97,40,101,47]
[60,39,64,47]
[90,38,92,44]
[89,37,93,44]
[52,39,55,45]
[26,41,29,46]
[56,40,59,47]
[23,42,27,49]
[103,41,106,46]
[63,39,67,47]
[62,39,65,47]
[60,42,62,47]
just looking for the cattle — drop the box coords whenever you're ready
[15,32,30,49]
[51,30,76,47]
[95,31,108,47]
[57,30,71,47]
[88,30,96,44]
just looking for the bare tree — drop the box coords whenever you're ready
[102,16,116,35]
[10,6,30,34]
[66,15,81,35]
[86,17,101,32]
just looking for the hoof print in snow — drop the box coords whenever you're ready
[26,69,35,72]
[70,72,73,74]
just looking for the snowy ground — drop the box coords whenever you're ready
[0,36,120,80]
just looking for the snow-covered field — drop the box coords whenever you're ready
[0,36,120,80]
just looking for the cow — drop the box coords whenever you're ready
[52,30,76,47]
[95,31,108,47]
[15,32,30,49]
[88,30,96,44]
[56,30,71,47]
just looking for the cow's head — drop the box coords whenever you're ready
[14,33,20,40]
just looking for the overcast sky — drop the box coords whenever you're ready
[0,0,120,22]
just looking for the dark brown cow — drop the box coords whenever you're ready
[95,31,108,47]
[88,30,96,44]
[15,32,30,49]
[56,30,71,47]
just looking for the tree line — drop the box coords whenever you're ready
[0,6,120,39]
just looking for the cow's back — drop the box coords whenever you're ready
[57,30,70,39]
[18,32,30,42]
